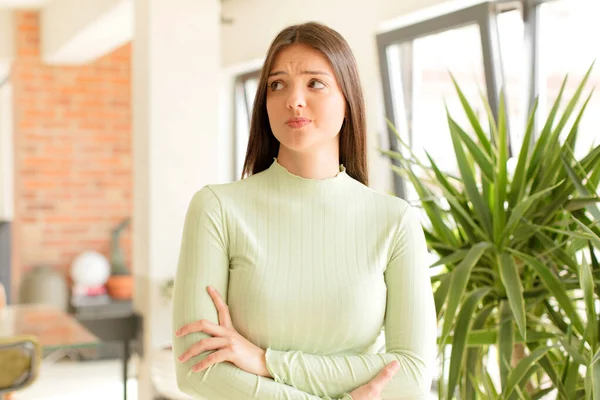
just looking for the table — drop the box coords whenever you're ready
[0,302,140,400]
[71,300,141,400]
[0,304,100,398]
[0,303,98,350]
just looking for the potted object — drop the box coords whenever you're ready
[105,218,132,300]
[382,68,600,398]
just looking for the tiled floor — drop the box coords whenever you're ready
[13,357,138,400]
[13,355,440,400]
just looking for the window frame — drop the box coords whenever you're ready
[377,0,555,198]
[232,69,261,180]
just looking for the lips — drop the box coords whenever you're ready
[286,118,311,129]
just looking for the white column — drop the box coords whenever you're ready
[0,10,13,222]
[0,82,13,222]
[0,10,13,81]
[132,0,220,398]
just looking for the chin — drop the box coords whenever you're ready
[276,131,320,152]
[279,140,319,154]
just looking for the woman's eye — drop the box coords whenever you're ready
[309,80,325,89]
[269,81,283,91]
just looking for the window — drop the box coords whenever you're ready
[377,1,506,200]
[497,8,526,147]
[386,24,489,203]
[233,71,261,180]
[378,0,599,197]
[539,0,600,158]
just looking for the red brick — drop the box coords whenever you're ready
[11,11,133,299]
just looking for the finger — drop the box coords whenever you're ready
[175,319,228,337]
[178,337,229,363]
[207,286,233,328]
[369,361,400,392]
[192,349,230,372]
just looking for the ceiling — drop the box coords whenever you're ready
[0,0,52,9]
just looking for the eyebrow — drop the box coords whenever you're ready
[267,70,331,78]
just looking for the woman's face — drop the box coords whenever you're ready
[266,44,346,155]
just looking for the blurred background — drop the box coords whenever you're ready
[0,0,598,399]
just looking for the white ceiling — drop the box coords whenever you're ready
[0,0,52,9]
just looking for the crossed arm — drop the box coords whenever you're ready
[171,187,437,399]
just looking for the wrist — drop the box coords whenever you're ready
[259,348,272,378]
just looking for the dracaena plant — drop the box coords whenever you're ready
[381,65,600,399]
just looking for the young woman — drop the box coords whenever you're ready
[172,22,437,400]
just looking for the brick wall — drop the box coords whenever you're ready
[11,11,132,299]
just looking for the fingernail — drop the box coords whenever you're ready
[178,355,185,362]
[207,285,214,292]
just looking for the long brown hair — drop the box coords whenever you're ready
[241,22,368,185]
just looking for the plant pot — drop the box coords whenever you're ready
[106,275,133,300]
[20,265,70,310]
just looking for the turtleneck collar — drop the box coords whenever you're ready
[267,158,348,185]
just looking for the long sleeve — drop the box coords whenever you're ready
[264,205,438,400]
[172,187,349,400]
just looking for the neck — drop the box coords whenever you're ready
[276,148,340,180]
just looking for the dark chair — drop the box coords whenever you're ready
[0,335,41,398]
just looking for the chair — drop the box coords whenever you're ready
[0,284,42,399]
[0,335,41,397]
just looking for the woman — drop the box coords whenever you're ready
[172,22,437,400]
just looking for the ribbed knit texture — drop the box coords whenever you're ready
[172,158,437,400]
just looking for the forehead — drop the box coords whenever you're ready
[270,44,334,72]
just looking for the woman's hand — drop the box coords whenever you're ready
[347,361,400,400]
[175,286,271,377]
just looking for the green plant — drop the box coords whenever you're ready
[110,217,131,276]
[161,278,174,301]
[381,66,600,399]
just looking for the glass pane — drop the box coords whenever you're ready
[234,77,260,180]
[244,78,259,113]
[498,9,526,152]
[387,24,487,204]
[234,83,249,180]
[539,0,600,159]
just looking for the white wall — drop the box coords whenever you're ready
[0,10,12,221]
[0,82,13,221]
[0,10,13,80]
[220,0,453,192]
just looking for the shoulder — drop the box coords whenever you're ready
[188,171,267,210]
[207,171,266,199]
[351,181,424,237]
[184,186,222,220]
[347,179,412,218]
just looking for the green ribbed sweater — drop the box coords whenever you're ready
[172,159,437,400]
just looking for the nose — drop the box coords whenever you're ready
[286,84,306,110]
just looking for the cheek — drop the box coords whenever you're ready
[266,96,276,120]
[266,96,285,141]
[266,94,287,124]
[314,96,345,131]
